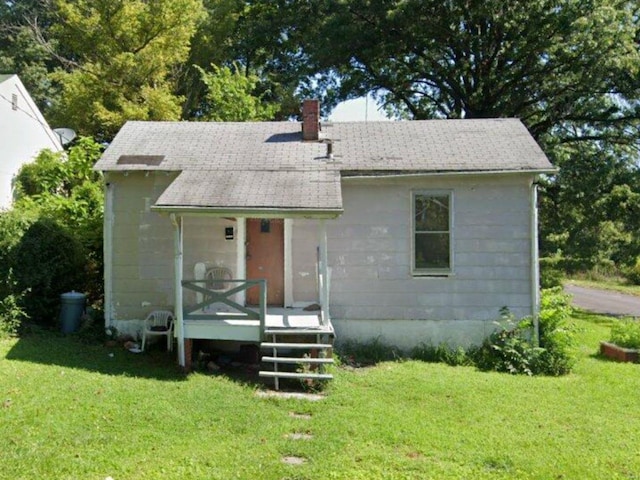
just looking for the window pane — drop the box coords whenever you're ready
[415,195,449,231]
[415,233,450,269]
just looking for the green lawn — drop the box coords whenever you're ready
[1,314,639,480]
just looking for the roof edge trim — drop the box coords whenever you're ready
[340,168,557,180]
[150,205,343,219]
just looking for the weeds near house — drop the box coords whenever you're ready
[339,289,576,377]
[0,271,28,338]
[335,336,402,366]
[0,292,27,338]
[472,310,542,375]
[411,342,472,366]
[473,288,576,376]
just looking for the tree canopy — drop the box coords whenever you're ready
[1,0,639,276]
[46,0,204,140]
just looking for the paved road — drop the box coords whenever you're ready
[564,284,640,317]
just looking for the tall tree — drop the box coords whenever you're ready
[47,0,204,141]
[293,0,639,139]
[179,0,312,120]
[280,0,640,269]
[196,63,279,121]
[0,0,59,111]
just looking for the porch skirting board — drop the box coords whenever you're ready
[331,318,495,351]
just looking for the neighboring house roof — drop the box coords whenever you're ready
[95,118,554,215]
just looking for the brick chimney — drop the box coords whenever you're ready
[301,99,320,141]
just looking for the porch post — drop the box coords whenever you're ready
[171,214,185,366]
[318,219,329,326]
[103,181,114,329]
[236,217,246,306]
[284,218,293,307]
[530,181,540,346]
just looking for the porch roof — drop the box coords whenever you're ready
[152,169,343,217]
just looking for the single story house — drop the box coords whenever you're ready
[94,100,554,378]
[0,74,63,209]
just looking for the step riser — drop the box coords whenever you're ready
[262,356,334,364]
[259,371,333,380]
[264,329,333,335]
[261,343,332,349]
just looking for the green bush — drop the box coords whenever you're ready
[535,287,576,375]
[539,257,564,288]
[472,290,576,376]
[472,309,542,375]
[624,257,640,285]
[610,320,640,349]
[12,218,87,326]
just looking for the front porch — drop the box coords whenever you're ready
[160,212,336,388]
[181,277,333,343]
[179,276,335,388]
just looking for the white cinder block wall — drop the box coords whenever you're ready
[327,174,535,349]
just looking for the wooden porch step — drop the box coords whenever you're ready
[264,328,332,335]
[261,356,334,364]
[258,371,334,380]
[261,342,332,350]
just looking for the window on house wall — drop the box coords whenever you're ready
[412,191,452,274]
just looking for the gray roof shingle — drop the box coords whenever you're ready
[155,169,342,213]
[96,118,553,212]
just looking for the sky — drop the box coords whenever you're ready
[328,95,391,122]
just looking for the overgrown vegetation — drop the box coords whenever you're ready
[0,273,27,337]
[0,138,103,332]
[609,319,640,350]
[338,288,576,377]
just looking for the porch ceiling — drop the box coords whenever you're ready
[152,169,343,217]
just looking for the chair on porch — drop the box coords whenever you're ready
[141,310,175,352]
[205,266,233,291]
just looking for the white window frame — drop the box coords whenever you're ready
[411,190,454,276]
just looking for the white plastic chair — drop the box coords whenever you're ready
[205,266,233,291]
[141,310,174,352]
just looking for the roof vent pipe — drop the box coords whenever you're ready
[301,99,320,141]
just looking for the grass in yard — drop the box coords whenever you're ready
[1,315,639,480]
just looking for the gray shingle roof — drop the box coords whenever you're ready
[96,118,553,213]
[155,169,342,213]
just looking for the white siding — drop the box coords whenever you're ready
[328,173,535,348]
[109,172,239,328]
[0,75,62,209]
[110,172,176,321]
[182,216,237,306]
[291,219,319,303]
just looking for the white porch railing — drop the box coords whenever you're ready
[181,278,267,334]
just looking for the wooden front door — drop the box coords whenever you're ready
[246,218,284,306]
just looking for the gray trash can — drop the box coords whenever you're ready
[60,291,86,333]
